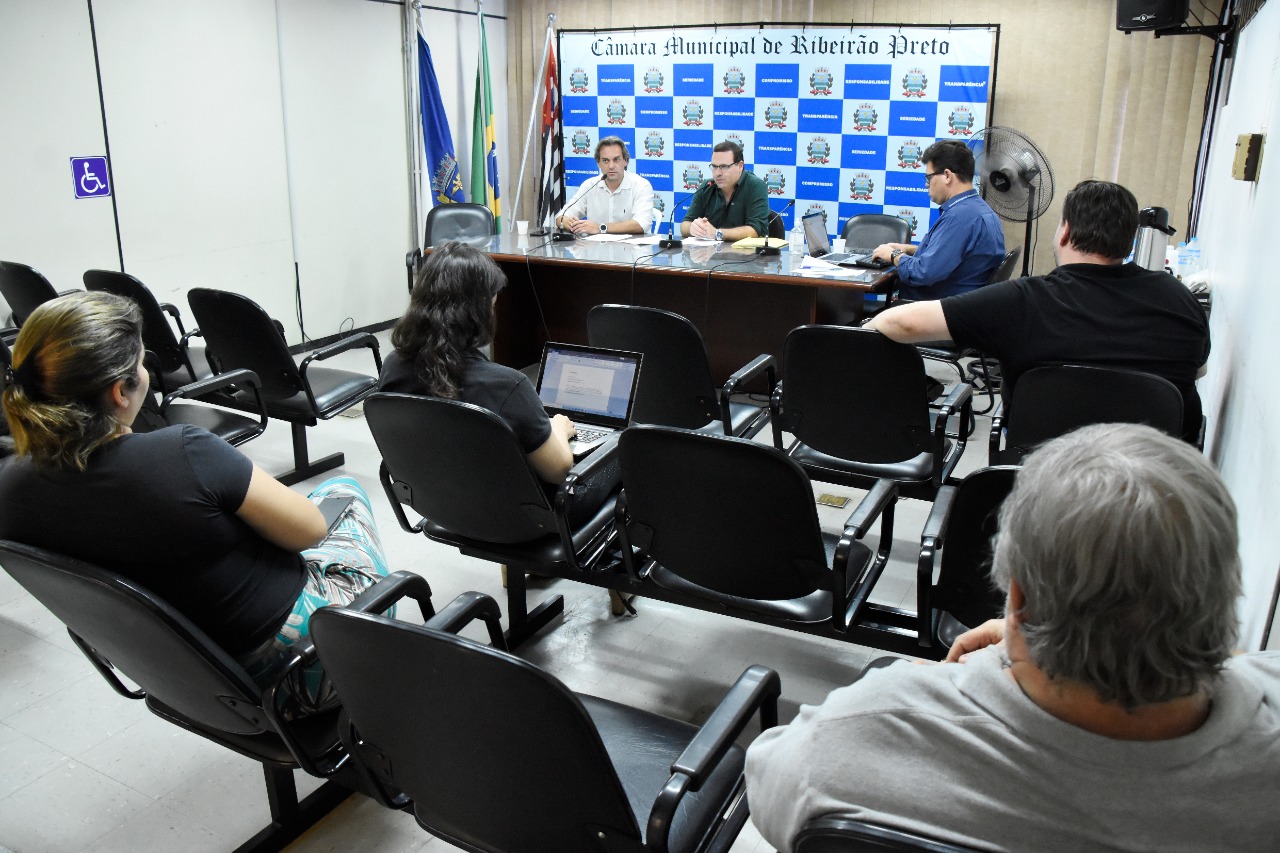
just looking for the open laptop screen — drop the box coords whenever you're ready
[536,343,642,429]
[801,212,833,256]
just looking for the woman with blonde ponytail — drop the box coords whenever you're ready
[1,291,390,716]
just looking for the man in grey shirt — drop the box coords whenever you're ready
[745,423,1280,852]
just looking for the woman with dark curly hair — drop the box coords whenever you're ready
[380,240,578,483]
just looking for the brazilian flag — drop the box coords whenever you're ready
[470,12,501,232]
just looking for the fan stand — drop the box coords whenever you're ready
[1021,185,1036,276]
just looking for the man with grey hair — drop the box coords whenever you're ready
[745,424,1280,851]
[555,136,654,235]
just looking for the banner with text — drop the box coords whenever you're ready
[558,24,997,241]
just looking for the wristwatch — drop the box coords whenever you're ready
[599,223,608,233]
[891,248,904,265]
[715,229,724,242]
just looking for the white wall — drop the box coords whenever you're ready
[0,0,419,344]
[1195,0,1280,649]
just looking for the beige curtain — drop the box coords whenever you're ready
[504,0,1220,274]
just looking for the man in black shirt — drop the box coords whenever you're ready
[865,180,1209,442]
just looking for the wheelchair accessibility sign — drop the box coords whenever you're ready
[71,156,111,198]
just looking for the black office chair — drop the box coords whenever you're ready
[990,364,1185,465]
[364,392,620,647]
[771,325,972,502]
[817,215,912,326]
[768,210,787,240]
[0,260,71,327]
[915,466,1018,651]
[615,425,899,643]
[841,214,912,251]
[405,204,497,290]
[0,540,436,853]
[158,367,269,447]
[916,247,1022,414]
[310,599,782,853]
[83,269,213,394]
[794,817,983,853]
[187,288,381,485]
[587,304,774,437]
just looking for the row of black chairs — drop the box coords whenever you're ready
[0,536,985,851]
[1,261,382,485]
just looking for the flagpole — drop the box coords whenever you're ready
[512,13,556,222]
[404,0,424,248]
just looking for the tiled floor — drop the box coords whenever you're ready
[0,336,993,852]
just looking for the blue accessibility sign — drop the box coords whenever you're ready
[71,156,111,199]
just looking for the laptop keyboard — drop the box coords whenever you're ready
[819,246,874,264]
[575,428,608,444]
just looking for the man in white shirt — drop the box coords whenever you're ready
[556,137,654,235]
[745,423,1280,852]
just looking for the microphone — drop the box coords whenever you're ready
[659,182,709,250]
[548,175,607,240]
[758,199,796,256]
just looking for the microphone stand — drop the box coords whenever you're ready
[758,199,796,256]
[659,183,706,250]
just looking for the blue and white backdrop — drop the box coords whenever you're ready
[558,24,998,242]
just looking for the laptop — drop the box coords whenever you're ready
[535,342,643,459]
[801,212,890,269]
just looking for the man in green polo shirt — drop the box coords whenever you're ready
[681,140,771,242]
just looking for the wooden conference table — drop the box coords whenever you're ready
[472,232,896,381]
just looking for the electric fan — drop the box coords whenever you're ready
[968,127,1055,276]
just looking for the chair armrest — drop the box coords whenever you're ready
[719,354,777,433]
[299,331,383,376]
[843,478,897,538]
[835,480,898,630]
[346,570,435,622]
[406,248,421,269]
[260,570,435,774]
[932,382,973,488]
[915,483,960,648]
[424,591,508,650]
[160,302,189,335]
[160,369,267,439]
[647,665,781,850]
[768,380,786,449]
[555,435,622,571]
[379,460,427,535]
[989,399,1006,462]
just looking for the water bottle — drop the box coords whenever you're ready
[1174,241,1189,279]
[1185,237,1201,276]
[789,221,805,252]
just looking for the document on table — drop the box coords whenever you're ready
[624,235,664,245]
[582,233,633,242]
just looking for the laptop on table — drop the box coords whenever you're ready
[801,212,891,269]
[535,343,643,459]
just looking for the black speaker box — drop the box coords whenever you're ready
[1116,0,1190,30]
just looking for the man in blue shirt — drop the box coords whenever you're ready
[870,139,1005,301]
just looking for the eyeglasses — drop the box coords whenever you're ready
[708,162,741,173]
[923,170,946,184]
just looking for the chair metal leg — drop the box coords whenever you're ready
[276,422,344,487]
[232,765,351,853]
[502,566,564,649]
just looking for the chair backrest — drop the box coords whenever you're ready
[310,607,641,852]
[987,246,1022,284]
[619,425,830,600]
[187,288,304,399]
[795,817,981,853]
[1003,364,1184,463]
[364,393,557,544]
[0,540,268,735]
[842,214,911,248]
[83,270,191,379]
[0,261,60,326]
[587,304,719,429]
[781,325,934,464]
[932,466,1018,629]
[423,204,496,249]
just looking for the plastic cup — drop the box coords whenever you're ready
[516,220,529,235]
